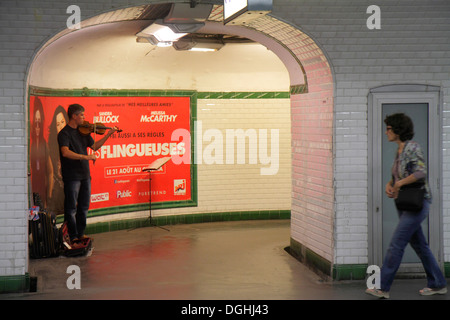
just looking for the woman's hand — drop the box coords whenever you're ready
[389,175,418,198]
[385,182,396,198]
[391,181,402,199]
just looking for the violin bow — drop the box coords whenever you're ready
[93,116,97,166]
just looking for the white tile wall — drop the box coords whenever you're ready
[0,0,156,277]
[273,0,450,264]
[144,98,292,216]
[1,0,292,278]
[89,98,292,223]
[1,0,450,280]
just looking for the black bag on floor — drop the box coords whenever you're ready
[60,222,93,257]
[29,210,60,259]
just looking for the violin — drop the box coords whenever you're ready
[78,121,122,136]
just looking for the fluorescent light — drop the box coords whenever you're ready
[155,41,173,47]
[136,20,187,45]
[153,26,186,42]
[189,47,218,52]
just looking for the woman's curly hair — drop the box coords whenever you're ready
[384,113,414,142]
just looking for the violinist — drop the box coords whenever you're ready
[57,103,118,242]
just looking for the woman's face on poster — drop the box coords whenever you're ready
[34,110,41,137]
[56,112,66,133]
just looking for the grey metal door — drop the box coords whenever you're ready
[368,85,442,274]
[381,103,429,264]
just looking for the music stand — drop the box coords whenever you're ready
[131,156,172,232]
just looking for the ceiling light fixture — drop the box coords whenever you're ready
[136,3,213,48]
[172,37,224,52]
[136,19,190,47]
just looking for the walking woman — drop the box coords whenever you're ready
[366,113,447,299]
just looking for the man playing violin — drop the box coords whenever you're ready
[57,103,118,242]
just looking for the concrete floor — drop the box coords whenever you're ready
[2,220,449,301]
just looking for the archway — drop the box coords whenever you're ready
[27,3,335,276]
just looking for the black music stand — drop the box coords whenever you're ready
[130,156,171,232]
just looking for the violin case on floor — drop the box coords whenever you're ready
[29,193,93,258]
[60,222,93,257]
[29,210,60,259]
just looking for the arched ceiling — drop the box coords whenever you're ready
[28,3,305,92]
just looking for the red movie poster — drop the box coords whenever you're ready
[29,94,193,215]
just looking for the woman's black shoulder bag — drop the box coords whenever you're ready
[394,181,425,212]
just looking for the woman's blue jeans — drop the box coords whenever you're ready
[64,178,91,240]
[381,199,447,292]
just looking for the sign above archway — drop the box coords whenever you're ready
[224,0,273,25]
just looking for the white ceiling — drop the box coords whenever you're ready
[29,20,291,92]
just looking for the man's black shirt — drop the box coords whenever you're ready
[57,125,94,181]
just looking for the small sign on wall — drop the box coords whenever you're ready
[224,0,273,25]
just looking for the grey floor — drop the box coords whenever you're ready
[3,220,449,301]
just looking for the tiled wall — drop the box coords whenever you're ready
[0,0,293,284]
[247,15,335,266]
[88,96,292,223]
[1,0,450,287]
[195,97,291,210]
[272,0,450,268]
